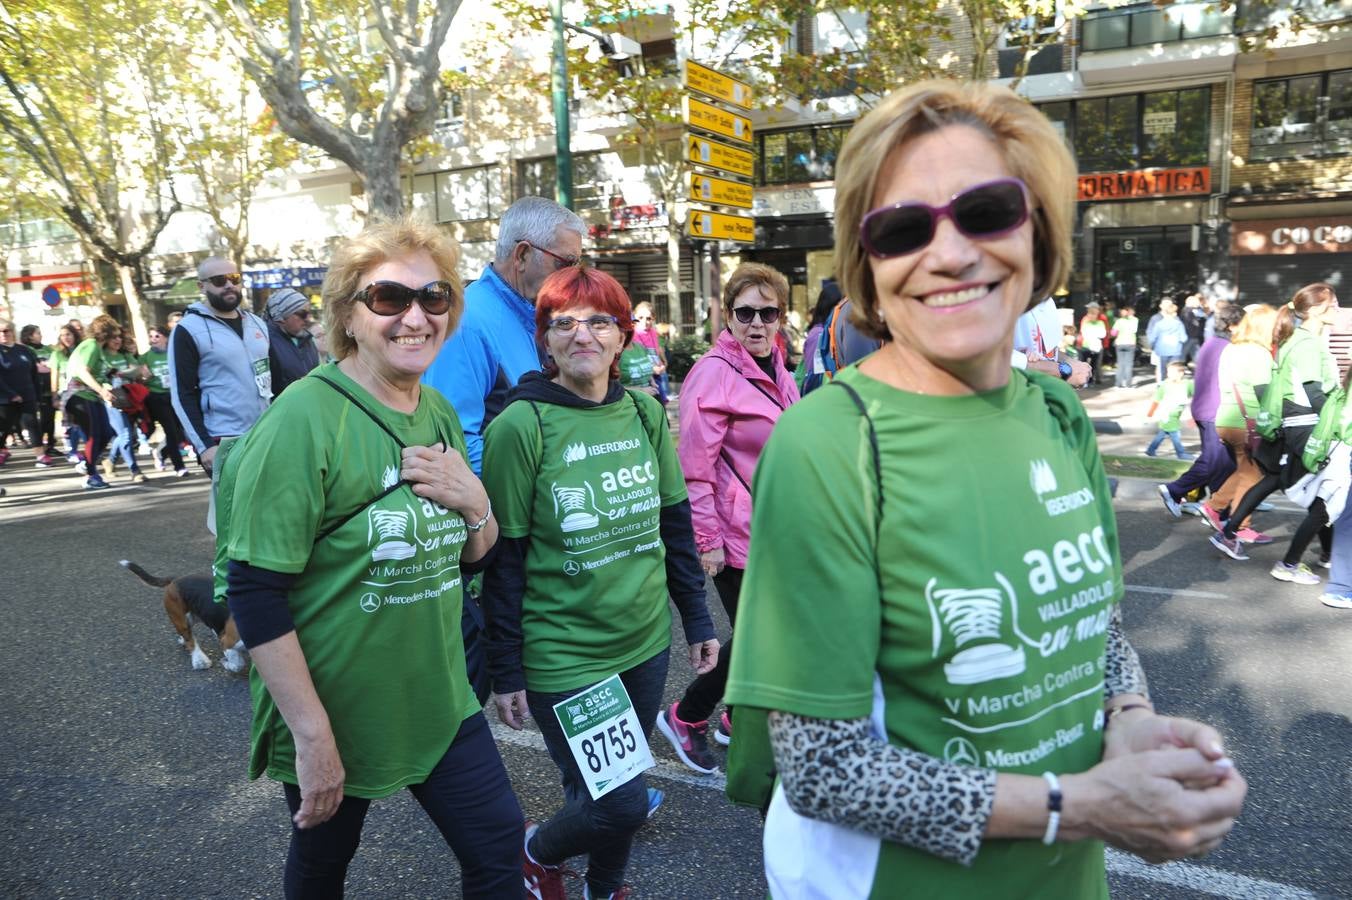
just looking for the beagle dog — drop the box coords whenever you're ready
[120,560,248,673]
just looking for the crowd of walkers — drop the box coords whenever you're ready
[1154,282,1352,609]
[9,78,1277,899]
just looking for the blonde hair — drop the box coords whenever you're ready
[88,313,122,346]
[834,80,1077,341]
[321,216,464,361]
[722,262,789,315]
[1230,303,1293,350]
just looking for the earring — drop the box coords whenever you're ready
[877,308,885,322]
[345,330,353,338]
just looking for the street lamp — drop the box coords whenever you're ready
[549,2,639,210]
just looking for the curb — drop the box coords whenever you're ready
[1092,419,1158,436]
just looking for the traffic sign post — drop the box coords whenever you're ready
[689,173,753,210]
[686,134,754,180]
[687,209,755,244]
[684,59,753,110]
[683,95,752,145]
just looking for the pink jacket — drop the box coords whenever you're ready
[678,329,800,568]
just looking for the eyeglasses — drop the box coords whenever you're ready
[859,178,1030,259]
[526,242,580,270]
[355,280,455,316]
[548,314,618,336]
[204,273,242,288]
[731,306,781,325]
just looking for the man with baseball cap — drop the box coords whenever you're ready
[263,288,319,397]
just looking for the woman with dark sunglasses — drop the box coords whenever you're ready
[481,266,717,900]
[217,217,523,898]
[723,81,1245,898]
[655,262,800,774]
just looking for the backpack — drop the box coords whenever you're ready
[1254,348,1293,441]
[1302,386,1347,473]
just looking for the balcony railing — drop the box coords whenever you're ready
[1081,2,1233,52]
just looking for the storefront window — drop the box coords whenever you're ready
[1044,88,1210,173]
[1251,69,1350,159]
[756,124,851,185]
[1075,96,1136,172]
[1142,88,1209,166]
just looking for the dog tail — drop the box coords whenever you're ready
[119,559,174,588]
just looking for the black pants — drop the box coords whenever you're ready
[62,396,112,468]
[676,565,743,724]
[527,649,669,897]
[1284,498,1334,567]
[143,391,186,471]
[280,712,522,899]
[29,398,56,453]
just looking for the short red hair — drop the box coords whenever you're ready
[535,266,635,380]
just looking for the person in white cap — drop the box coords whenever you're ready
[265,287,320,397]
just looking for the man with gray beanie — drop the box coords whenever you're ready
[264,287,319,397]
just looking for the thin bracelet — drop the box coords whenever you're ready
[1042,771,1062,845]
[1105,702,1153,728]
[465,500,492,533]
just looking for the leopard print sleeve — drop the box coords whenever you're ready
[767,711,997,866]
[1103,603,1150,702]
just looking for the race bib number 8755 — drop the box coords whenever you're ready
[552,673,655,800]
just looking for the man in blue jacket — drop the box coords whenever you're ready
[423,196,586,474]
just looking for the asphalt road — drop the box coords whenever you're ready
[1,443,1348,899]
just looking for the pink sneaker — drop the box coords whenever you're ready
[655,702,718,773]
[1235,527,1274,545]
[1199,504,1225,533]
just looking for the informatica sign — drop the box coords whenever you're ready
[1077,167,1210,201]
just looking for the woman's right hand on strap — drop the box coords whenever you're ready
[292,731,346,829]
[493,690,530,731]
[1063,747,1246,863]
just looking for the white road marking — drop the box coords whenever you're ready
[1126,584,1230,600]
[493,718,1317,899]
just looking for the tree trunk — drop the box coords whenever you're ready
[363,142,405,218]
[115,261,150,350]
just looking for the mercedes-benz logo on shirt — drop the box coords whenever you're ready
[359,592,382,613]
[943,736,979,766]
[562,560,581,576]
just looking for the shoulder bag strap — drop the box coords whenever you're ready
[830,380,883,561]
[707,354,786,411]
[311,373,453,545]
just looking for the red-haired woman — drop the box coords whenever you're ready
[480,266,718,900]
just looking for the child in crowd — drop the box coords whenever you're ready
[1145,361,1195,459]
[1059,324,1077,358]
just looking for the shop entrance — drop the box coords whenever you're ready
[1094,226,1197,313]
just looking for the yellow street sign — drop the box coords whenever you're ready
[684,95,752,145]
[686,134,754,179]
[689,172,753,210]
[687,208,755,243]
[684,60,753,111]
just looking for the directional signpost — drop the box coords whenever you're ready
[682,59,754,247]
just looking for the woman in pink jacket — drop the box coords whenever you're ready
[656,262,800,773]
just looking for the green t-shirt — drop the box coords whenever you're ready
[1215,343,1273,430]
[482,388,686,693]
[726,366,1117,900]
[104,350,139,387]
[1277,327,1339,397]
[139,347,171,393]
[67,339,107,401]
[1151,380,1193,432]
[618,344,655,388]
[219,363,481,799]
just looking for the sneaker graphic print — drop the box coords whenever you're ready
[369,508,417,561]
[926,577,1027,684]
[552,482,600,533]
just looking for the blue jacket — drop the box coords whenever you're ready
[422,265,542,473]
[1147,315,1188,358]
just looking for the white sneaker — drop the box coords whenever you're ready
[1157,484,1182,518]
[1270,562,1320,585]
[1319,593,1352,610]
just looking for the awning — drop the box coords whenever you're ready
[244,266,327,289]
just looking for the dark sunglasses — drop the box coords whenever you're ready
[859,178,1029,258]
[205,273,242,287]
[732,306,781,325]
[355,280,455,316]
[526,241,580,270]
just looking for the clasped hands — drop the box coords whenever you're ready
[1066,706,1247,863]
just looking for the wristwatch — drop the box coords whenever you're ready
[1058,360,1073,380]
